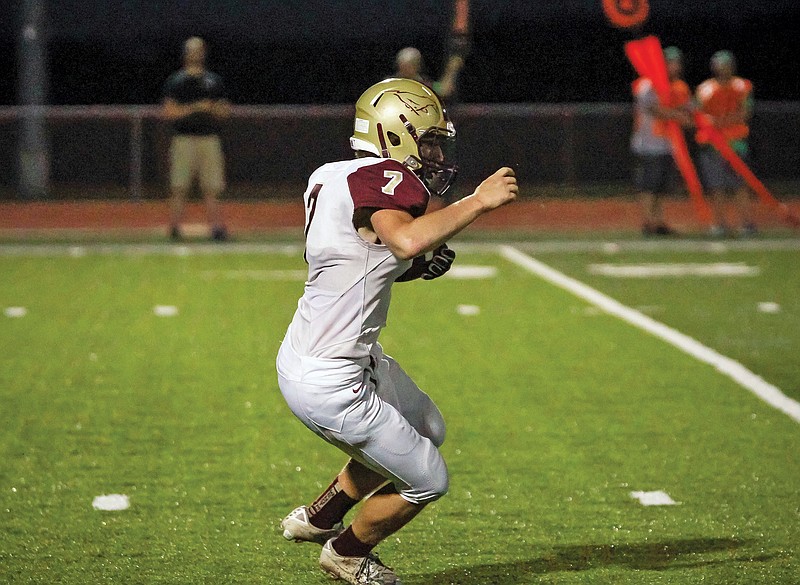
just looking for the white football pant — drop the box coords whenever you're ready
[277,340,448,504]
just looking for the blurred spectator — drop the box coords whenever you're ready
[162,37,230,241]
[695,50,755,237]
[393,47,464,102]
[630,46,693,236]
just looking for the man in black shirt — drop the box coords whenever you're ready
[162,37,230,241]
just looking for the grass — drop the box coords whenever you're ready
[536,246,800,400]
[0,242,798,584]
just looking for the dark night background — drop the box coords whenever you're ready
[2,0,799,105]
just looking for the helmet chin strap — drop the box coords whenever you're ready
[422,162,457,197]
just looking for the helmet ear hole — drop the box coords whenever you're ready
[387,131,402,147]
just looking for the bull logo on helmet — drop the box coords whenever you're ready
[389,91,440,116]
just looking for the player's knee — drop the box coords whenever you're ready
[400,446,449,503]
[426,465,449,501]
[401,474,448,504]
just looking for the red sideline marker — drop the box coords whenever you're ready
[625,36,713,225]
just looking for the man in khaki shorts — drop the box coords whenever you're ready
[162,37,230,241]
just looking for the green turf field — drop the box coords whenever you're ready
[1,241,798,584]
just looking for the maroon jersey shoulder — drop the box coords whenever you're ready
[347,159,429,218]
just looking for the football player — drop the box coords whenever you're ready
[277,77,517,584]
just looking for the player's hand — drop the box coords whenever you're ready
[474,167,518,211]
[396,244,456,282]
[421,245,456,280]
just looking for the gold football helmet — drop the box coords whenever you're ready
[350,78,457,196]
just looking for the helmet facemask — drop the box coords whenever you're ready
[416,126,458,197]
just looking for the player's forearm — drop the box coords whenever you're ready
[379,195,486,260]
[374,167,517,259]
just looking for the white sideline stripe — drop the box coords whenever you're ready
[499,245,800,424]
[502,239,800,255]
[200,269,307,281]
[0,243,303,257]
[2,238,800,257]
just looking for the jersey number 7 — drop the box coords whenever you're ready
[303,183,323,263]
[304,183,323,238]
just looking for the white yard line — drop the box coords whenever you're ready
[499,245,800,424]
[200,269,308,281]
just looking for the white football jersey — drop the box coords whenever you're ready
[285,157,429,364]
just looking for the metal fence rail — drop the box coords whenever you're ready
[0,102,798,200]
